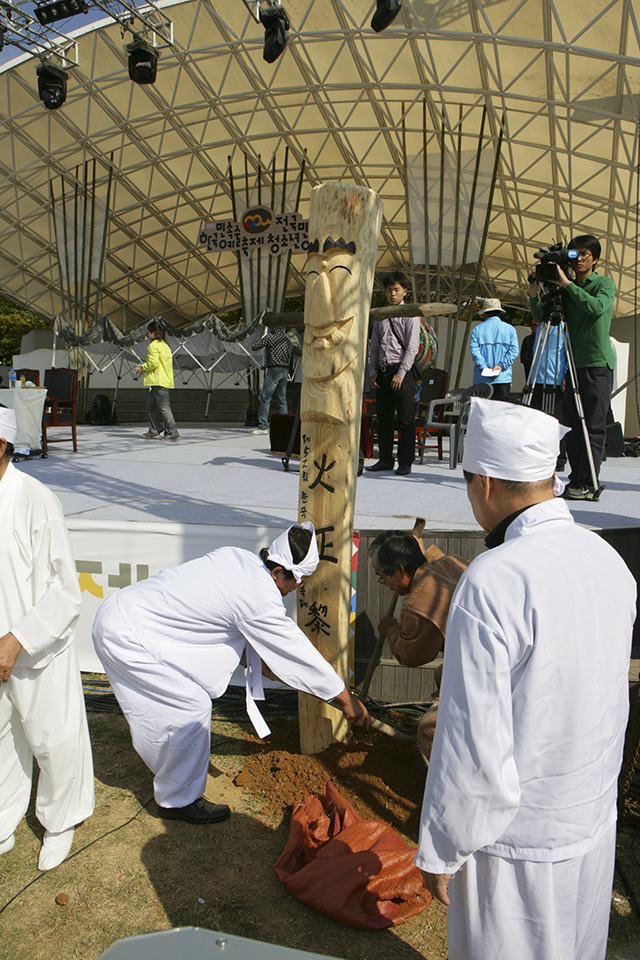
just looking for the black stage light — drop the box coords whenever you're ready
[36,62,67,110]
[34,0,88,26]
[260,3,290,63]
[371,0,401,32]
[0,26,5,53]
[126,37,158,85]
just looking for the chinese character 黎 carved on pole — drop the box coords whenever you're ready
[297,182,383,755]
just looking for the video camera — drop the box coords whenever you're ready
[532,243,578,283]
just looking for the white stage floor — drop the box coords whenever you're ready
[13,421,640,532]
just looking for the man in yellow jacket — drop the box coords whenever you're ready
[135,320,180,441]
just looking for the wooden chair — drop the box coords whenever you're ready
[42,368,78,453]
[362,396,377,448]
[14,368,40,386]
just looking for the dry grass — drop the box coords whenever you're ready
[0,711,447,960]
[1,709,640,960]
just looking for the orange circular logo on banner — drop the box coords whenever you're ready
[242,206,274,235]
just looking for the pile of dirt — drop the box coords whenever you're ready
[231,716,426,841]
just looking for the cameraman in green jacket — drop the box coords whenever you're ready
[529,234,615,500]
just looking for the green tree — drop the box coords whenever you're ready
[0,295,51,367]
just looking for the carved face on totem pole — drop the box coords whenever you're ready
[301,237,361,424]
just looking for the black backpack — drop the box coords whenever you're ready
[85,394,116,424]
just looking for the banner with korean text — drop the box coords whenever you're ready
[68,519,293,673]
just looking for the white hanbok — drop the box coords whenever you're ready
[0,463,94,840]
[92,547,345,807]
[415,499,637,960]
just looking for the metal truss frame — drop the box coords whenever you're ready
[0,0,639,332]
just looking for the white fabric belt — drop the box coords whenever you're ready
[244,644,271,739]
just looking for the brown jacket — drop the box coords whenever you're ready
[386,546,469,667]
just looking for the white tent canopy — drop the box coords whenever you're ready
[52,313,269,413]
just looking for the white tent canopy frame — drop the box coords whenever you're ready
[54,315,268,418]
[3,0,640,425]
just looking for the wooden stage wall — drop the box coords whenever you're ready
[354,527,640,703]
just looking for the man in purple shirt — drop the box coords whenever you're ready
[367,271,420,476]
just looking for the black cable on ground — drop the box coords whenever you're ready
[83,677,430,725]
[82,679,302,719]
[615,855,640,924]
[0,797,154,918]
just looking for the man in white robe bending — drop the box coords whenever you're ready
[92,522,369,824]
[415,398,637,960]
[0,409,94,870]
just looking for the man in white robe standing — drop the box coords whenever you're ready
[92,522,369,824]
[0,409,94,870]
[415,398,637,960]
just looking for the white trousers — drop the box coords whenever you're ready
[92,595,213,808]
[448,824,616,960]
[0,643,95,840]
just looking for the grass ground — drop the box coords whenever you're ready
[0,711,447,960]
[1,707,640,960]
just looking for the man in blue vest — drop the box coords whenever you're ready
[469,299,519,400]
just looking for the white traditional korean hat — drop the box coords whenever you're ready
[266,521,319,583]
[462,398,570,490]
[0,408,17,444]
[477,297,506,316]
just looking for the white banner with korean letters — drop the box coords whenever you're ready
[68,519,294,673]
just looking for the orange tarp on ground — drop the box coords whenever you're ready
[274,781,432,930]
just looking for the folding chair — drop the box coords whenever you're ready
[455,383,494,465]
[419,382,493,469]
[415,368,448,461]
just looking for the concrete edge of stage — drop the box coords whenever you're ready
[12,422,640,673]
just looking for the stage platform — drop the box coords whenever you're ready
[13,421,640,687]
[14,421,640,533]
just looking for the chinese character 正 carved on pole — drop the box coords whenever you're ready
[297,182,383,755]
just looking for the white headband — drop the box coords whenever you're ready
[266,521,319,583]
[462,398,570,491]
[0,408,17,444]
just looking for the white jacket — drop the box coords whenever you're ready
[106,546,345,735]
[0,462,81,669]
[416,499,637,872]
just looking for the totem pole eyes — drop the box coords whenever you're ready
[302,245,360,395]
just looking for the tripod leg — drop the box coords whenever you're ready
[282,406,300,472]
[521,323,550,407]
[561,323,602,497]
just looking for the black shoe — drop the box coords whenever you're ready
[562,484,601,502]
[365,460,395,472]
[395,464,412,476]
[157,797,231,824]
[562,485,588,500]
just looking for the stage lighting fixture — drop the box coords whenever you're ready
[36,62,67,110]
[260,3,290,63]
[126,37,158,85]
[371,0,401,32]
[34,0,88,26]
[0,26,5,53]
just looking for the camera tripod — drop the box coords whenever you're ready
[521,297,605,501]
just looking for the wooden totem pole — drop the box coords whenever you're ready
[297,182,383,755]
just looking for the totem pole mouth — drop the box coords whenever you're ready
[308,315,354,351]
